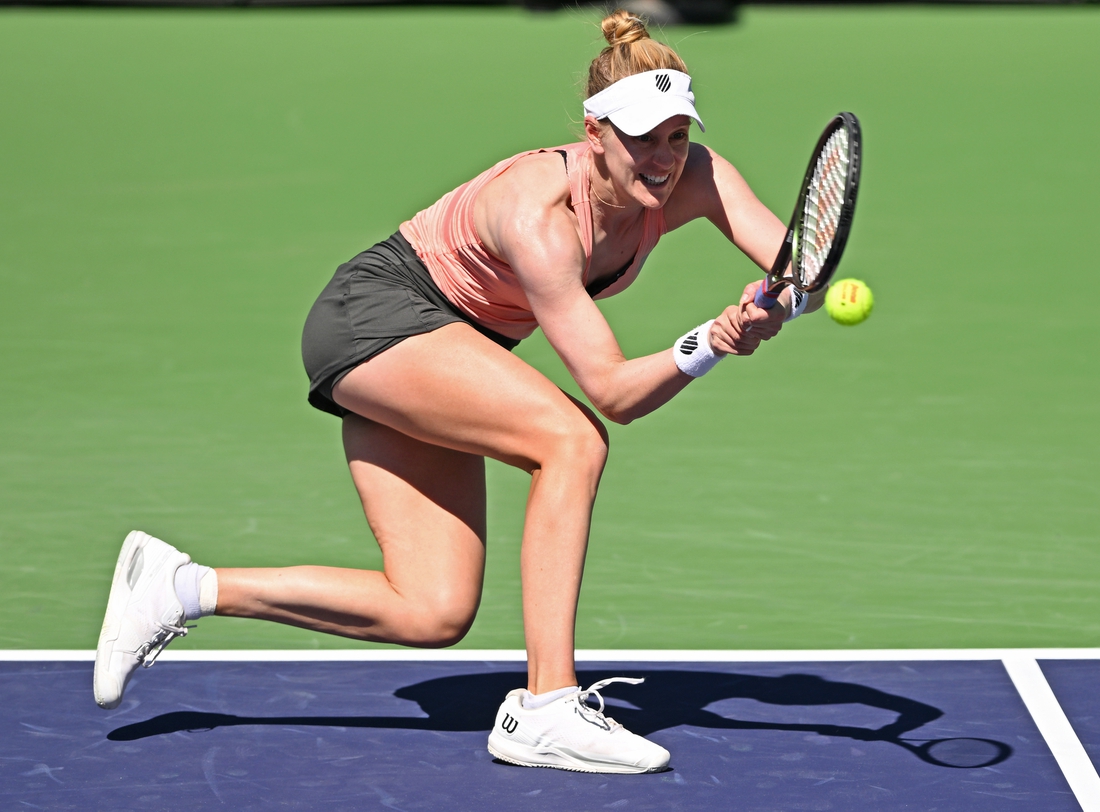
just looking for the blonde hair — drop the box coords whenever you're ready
[586,10,688,99]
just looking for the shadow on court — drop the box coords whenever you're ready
[107,668,1011,769]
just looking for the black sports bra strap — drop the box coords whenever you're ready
[585,259,633,298]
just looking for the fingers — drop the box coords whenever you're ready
[706,310,744,355]
[707,288,786,357]
[746,300,785,336]
[743,279,795,321]
[708,306,762,356]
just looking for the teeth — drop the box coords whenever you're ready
[642,174,669,185]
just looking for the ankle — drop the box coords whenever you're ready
[174,563,218,621]
[521,685,578,710]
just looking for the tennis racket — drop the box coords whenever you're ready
[754,112,862,312]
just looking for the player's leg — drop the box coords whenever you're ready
[325,323,667,772]
[214,414,489,648]
[325,322,609,695]
[94,322,601,706]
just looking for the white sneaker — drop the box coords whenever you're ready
[487,677,670,774]
[94,531,192,709]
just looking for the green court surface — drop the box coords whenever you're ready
[1,5,1097,653]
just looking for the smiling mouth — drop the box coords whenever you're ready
[640,173,670,187]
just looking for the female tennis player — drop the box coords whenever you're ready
[94,11,822,773]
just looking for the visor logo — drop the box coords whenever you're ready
[655,73,671,93]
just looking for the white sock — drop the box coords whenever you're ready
[174,563,216,621]
[521,685,579,710]
[199,569,219,616]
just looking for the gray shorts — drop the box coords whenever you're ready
[301,232,520,417]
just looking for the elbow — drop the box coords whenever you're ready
[603,409,634,426]
[594,399,637,426]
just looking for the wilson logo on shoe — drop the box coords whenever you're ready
[655,73,671,93]
[501,713,519,735]
[677,331,700,354]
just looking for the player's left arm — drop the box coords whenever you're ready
[665,143,826,314]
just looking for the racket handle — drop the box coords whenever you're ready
[754,281,781,310]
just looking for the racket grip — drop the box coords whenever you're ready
[754,282,781,310]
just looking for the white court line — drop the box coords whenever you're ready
[4,647,1100,662]
[1003,655,1100,812]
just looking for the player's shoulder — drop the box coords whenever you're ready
[476,149,582,268]
[499,150,572,202]
[481,150,573,228]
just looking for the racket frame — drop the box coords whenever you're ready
[756,112,862,309]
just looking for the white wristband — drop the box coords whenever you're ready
[786,288,808,321]
[673,319,723,377]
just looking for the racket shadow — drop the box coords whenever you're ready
[580,670,1011,769]
[106,667,1012,768]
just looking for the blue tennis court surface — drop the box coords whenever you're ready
[1039,660,1100,774]
[4,651,1098,810]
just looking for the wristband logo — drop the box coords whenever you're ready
[677,331,700,354]
[655,73,672,93]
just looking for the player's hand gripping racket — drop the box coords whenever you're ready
[754,112,862,313]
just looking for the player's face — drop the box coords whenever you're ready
[602,116,691,208]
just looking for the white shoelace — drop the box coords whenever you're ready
[574,677,645,731]
[136,621,191,668]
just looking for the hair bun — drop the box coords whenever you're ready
[601,10,651,47]
[586,8,686,98]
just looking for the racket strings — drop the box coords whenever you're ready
[798,127,850,286]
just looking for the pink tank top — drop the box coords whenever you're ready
[399,141,666,341]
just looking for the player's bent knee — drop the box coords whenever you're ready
[401,597,479,648]
[555,415,609,478]
[405,618,473,649]
[544,397,608,454]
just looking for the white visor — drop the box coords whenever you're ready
[583,69,704,137]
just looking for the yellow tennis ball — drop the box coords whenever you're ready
[825,278,874,325]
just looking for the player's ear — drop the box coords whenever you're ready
[584,116,606,154]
